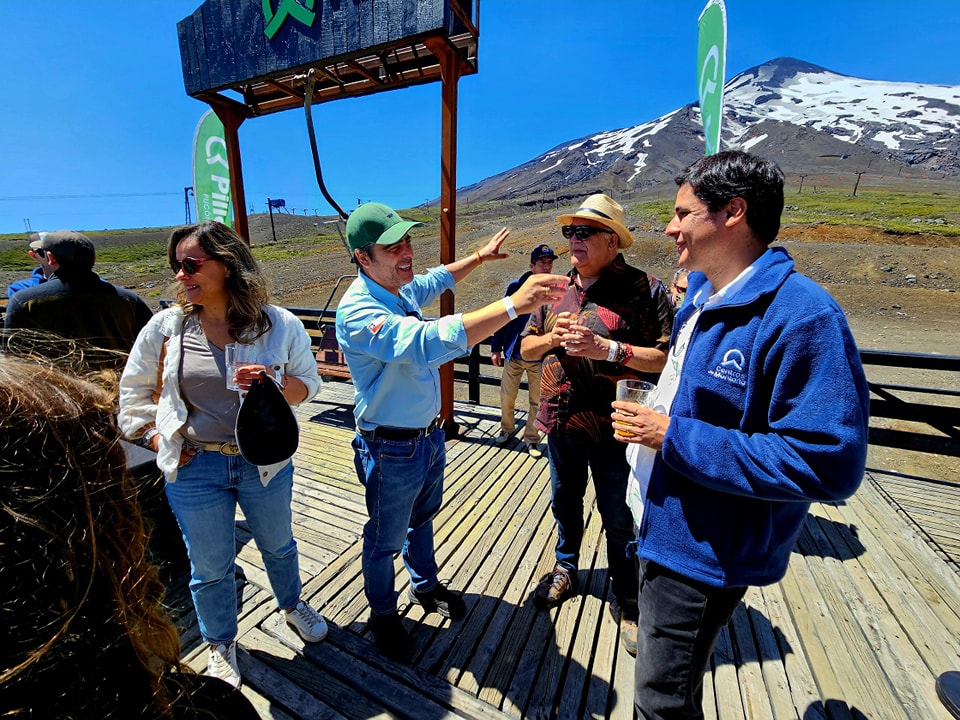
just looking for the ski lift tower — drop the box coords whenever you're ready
[177,0,480,434]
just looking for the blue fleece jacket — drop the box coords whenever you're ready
[638,247,870,588]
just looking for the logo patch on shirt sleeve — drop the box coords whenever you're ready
[368,317,387,335]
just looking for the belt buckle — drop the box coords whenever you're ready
[220,441,241,456]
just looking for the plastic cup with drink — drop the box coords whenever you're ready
[224,343,257,391]
[614,379,657,439]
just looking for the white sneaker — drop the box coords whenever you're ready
[495,430,512,445]
[527,443,543,459]
[285,600,328,642]
[206,641,241,688]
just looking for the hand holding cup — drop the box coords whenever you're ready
[611,379,666,448]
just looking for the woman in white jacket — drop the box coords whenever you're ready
[119,221,325,690]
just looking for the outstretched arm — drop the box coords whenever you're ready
[462,273,569,346]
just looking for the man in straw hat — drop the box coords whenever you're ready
[611,151,868,718]
[335,202,568,661]
[520,193,674,656]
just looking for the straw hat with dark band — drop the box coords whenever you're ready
[556,194,634,249]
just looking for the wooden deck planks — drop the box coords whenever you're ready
[169,380,960,719]
[868,471,960,572]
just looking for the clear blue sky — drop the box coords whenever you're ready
[1,0,957,234]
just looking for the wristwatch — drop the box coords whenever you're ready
[140,425,159,449]
[267,367,284,388]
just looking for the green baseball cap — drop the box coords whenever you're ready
[346,202,422,253]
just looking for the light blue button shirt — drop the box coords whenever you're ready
[335,266,468,431]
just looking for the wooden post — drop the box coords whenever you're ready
[210,101,250,244]
[425,36,463,437]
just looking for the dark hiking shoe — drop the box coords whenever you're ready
[369,612,412,661]
[408,583,467,620]
[533,565,575,609]
[609,597,638,657]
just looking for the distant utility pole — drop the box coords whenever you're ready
[266,198,277,242]
[23,218,32,232]
[184,187,194,224]
[797,175,807,194]
[852,172,865,197]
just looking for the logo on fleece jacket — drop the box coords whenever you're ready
[708,348,746,387]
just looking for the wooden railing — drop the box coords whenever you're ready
[284,307,960,458]
[3,297,956,457]
[859,349,960,457]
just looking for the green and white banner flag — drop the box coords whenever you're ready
[697,0,727,156]
[192,110,233,226]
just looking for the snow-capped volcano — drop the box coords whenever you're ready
[458,58,960,203]
[722,58,959,161]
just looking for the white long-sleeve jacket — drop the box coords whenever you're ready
[119,304,321,484]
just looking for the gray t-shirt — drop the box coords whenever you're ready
[180,315,239,444]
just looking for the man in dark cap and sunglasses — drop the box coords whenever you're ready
[4,230,153,363]
[490,242,559,458]
[520,193,674,656]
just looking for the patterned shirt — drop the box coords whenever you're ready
[523,253,674,441]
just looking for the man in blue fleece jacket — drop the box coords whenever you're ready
[611,151,870,720]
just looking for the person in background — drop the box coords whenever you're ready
[336,202,568,660]
[669,268,689,309]
[612,150,869,719]
[6,232,53,300]
[119,221,326,690]
[0,356,258,719]
[490,242,558,458]
[520,193,674,656]
[4,231,153,361]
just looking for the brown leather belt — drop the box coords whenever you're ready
[358,418,438,441]
[193,441,242,456]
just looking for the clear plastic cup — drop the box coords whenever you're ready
[224,343,256,391]
[614,379,657,438]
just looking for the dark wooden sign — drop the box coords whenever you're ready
[178,0,478,115]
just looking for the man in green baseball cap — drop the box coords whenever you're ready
[345,201,424,253]
[335,201,569,660]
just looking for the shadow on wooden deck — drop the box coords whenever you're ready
[167,381,960,720]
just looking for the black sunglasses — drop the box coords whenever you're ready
[561,225,612,240]
[171,256,212,275]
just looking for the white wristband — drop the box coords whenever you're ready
[502,296,518,321]
[606,341,619,362]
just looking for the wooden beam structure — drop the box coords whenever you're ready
[178,0,479,239]
[427,34,464,435]
[178,0,478,423]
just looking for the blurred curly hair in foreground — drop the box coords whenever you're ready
[0,353,183,718]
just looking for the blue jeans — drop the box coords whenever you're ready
[546,430,638,605]
[165,451,302,644]
[634,560,746,719]
[351,427,446,615]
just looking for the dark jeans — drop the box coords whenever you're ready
[546,430,637,605]
[634,560,747,720]
[351,427,446,615]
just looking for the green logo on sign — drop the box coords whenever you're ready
[262,0,316,40]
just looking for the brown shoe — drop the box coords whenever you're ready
[609,598,638,656]
[533,565,575,609]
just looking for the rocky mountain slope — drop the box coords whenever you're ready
[459,57,960,203]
